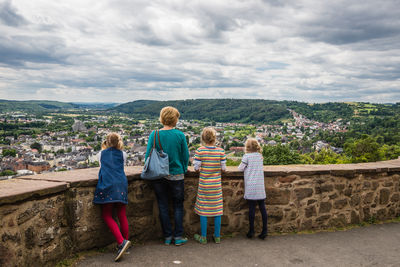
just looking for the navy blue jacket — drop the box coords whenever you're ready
[93,148,128,204]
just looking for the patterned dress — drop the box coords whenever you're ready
[238,153,266,200]
[194,146,226,217]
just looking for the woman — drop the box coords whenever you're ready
[145,106,189,246]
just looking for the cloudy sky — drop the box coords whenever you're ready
[0,0,399,103]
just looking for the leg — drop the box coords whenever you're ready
[257,199,268,239]
[116,203,129,240]
[247,200,256,238]
[170,179,184,238]
[101,203,124,245]
[152,179,172,238]
[214,216,221,238]
[200,216,208,237]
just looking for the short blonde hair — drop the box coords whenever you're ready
[104,133,123,150]
[201,127,216,145]
[159,106,180,127]
[245,138,261,153]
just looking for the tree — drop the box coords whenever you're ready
[344,135,381,163]
[30,142,43,153]
[262,144,303,165]
[2,149,16,157]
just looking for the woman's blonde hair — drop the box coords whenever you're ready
[104,132,123,150]
[245,138,262,153]
[159,106,180,127]
[201,127,216,145]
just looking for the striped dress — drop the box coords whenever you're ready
[238,153,266,200]
[194,146,226,217]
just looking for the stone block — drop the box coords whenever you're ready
[268,208,284,223]
[315,215,331,224]
[320,184,334,193]
[279,175,298,183]
[363,192,374,204]
[329,214,347,228]
[266,188,290,205]
[305,206,316,218]
[319,202,332,213]
[390,193,399,202]
[344,188,352,197]
[334,199,348,209]
[376,208,387,220]
[379,188,390,205]
[350,194,360,207]
[329,193,338,199]
[334,184,345,191]
[294,188,313,201]
[300,219,313,230]
[351,211,360,224]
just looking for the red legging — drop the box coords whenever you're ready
[101,203,129,245]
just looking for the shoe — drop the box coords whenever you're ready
[258,232,267,240]
[174,237,188,246]
[194,234,207,244]
[212,235,221,244]
[115,239,131,262]
[164,236,173,245]
[246,231,254,239]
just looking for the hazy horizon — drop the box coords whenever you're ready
[1,1,400,103]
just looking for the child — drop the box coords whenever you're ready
[93,133,131,261]
[193,127,226,244]
[238,138,267,239]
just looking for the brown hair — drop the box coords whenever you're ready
[201,127,217,145]
[159,106,180,127]
[245,138,261,153]
[104,132,123,150]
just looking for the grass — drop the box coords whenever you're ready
[55,248,106,267]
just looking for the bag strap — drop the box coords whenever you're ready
[157,130,163,151]
[153,130,157,149]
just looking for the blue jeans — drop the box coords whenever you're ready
[152,178,184,238]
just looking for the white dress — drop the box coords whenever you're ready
[238,153,266,200]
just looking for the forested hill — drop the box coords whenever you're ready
[0,100,79,113]
[112,99,400,124]
[111,99,292,123]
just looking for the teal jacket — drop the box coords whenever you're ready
[145,129,189,175]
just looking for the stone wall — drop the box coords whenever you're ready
[1,160,400,267]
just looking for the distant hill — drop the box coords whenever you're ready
[113,99,292,123]
[0,100,120,113]
[112,99,400,124]
[0,100,80,113]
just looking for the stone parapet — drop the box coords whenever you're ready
[1,160,400,266]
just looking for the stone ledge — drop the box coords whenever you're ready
[0,179,68,205]
[1,159,399,206]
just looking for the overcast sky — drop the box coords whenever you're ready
[0,0,399,103]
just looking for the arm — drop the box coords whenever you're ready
[144,131,155,161]
[194,149,201,171]
[122,151,127,165]
[181,134,190,173]
[238,154,248,171]
[221,149,227,172]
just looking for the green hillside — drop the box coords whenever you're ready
[0,100,79,113]
[112,99,400,124]
[112,99,291,124]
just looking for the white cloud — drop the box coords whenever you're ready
[0,0,399,103]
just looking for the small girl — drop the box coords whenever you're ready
[93,133,131,261]
[193,127,226,244]
[238,138,267,239]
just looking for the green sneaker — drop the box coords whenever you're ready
[194,234,207,244]
[174,237,188,246]
[212,235,221,244]
[164,237,173,245]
